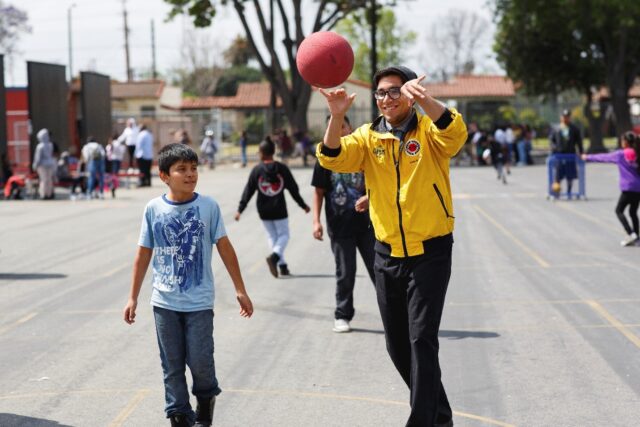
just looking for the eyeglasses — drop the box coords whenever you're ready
[373,87,402,100]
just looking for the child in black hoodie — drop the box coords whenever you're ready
[234,138,310,277]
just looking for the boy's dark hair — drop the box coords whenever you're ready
[325,114,350,126]
[158,143,199,174]
[259,138,275,157]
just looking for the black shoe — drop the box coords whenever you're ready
[194,396,216,427]
[169,413,190,427]
[279,264,290,276]
[266,253,280,278]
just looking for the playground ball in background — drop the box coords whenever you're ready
[552,182,561,193]
[296,31,354,88]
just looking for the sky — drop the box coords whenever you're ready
[7,0,498,87]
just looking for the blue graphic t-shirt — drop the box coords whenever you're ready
[139,193,227,312]
[311,163,370,239]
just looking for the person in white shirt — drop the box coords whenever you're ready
[135,125,154,187]
[107,133,127,174]
[117,118,139,169]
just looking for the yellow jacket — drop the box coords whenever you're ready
[316,109,467,257]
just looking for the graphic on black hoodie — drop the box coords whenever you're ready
[237,161,308,220]
[258,173,284,196]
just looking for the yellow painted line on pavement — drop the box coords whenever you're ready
[586,300,640,349]
[555,203,621,233]
[0,387,515,426]
[473,205,550,268]
[109,389,150,427]
[226,388,516,426]
[0,312,38,336]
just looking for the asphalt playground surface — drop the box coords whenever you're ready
[0,158,639,426]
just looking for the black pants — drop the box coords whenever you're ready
[127,145,136,168]
[374,234,453,427]
[137,158,152,186]
[330,228,376,321]
[616,191,640,235]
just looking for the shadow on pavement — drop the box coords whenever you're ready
[350,327,385,335]
[439,330,500,340]
[286,274,336,279]
[0,414,73,427]
[0,273,67,280]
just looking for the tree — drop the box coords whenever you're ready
[424,9,491,81]
[223,35,256,67]
[214,66,263,96]
[494,0,640,148]
[335,7,416,82]
[163,0,376,133]
[0,1,31,80]
[172,28,224,97]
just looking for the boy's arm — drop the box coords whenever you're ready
[312,187,325,241]
[216,236,253,317]
[283,166,310,212]
[235,170,258,220]
[123,246,153,324]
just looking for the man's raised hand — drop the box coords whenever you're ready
[318,88,356,117]
[401,75,428,101]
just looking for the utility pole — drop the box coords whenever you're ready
[269,0,276,132]
[151,19,157,80]
[67,3,76,82]
[122,0,132,81]
[369,0,378,121]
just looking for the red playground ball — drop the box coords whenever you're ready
[296,31,354,88]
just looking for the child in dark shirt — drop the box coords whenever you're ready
[234,138,310,277]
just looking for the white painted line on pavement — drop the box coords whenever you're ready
[473,205,550,268]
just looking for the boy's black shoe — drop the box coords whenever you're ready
[169,413,190,427]
[194,396,216,427]
[279,264,290,276]
[266,253,280,278]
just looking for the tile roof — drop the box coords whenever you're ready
[423,75,516,98]
[181,82,282,110]
[111,80,165,99]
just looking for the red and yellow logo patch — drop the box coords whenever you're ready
[404,139,421,156]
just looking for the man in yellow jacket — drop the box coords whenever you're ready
[317,66,466,427]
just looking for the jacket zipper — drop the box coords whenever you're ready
[433,183,454,219]
[392,142,409,257]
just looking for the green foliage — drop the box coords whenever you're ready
[214,66,264,96]
[518,108,545,129]
[244,112,265,142]
[223,36,256,67]
[165,0,219,27]
[336,7,416,81]
[498,105,517,123]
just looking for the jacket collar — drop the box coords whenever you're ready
[371,109,418,139]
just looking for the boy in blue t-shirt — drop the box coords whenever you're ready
[123,143,253,427]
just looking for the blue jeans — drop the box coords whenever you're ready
[153,307,221,421]
[87,158,105,196]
